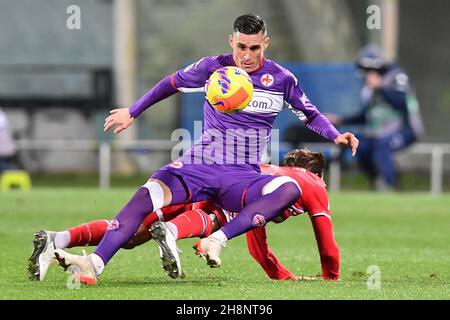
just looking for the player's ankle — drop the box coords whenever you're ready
[89,253,105,276]
[208,230,228,247]
[54,231,70,249]
[166,222,179,240]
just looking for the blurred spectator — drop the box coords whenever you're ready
[0,108,20,172]
[327,44,424,190]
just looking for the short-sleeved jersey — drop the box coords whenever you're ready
[260,164,330,219]
[171,54,336,165]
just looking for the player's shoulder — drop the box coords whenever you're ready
[281,166,327,189]
[263,59,298,84]
[204,54,236,70]
[215,53,233,64]
[260,163,281,175]
[184,55,229,73]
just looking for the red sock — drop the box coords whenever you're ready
[67,220,109,248]
[169,209,214,239]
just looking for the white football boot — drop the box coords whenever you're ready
[150,221,184,279]
[193,237,224,268]
[28,230,56,281]
[54,249,98,285]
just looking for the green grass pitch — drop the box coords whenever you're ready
[1,188,449,300]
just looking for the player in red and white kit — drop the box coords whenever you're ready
[194,150,339,281]
[28,149,339,282]
[244,161,339,281]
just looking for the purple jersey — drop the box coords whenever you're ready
[130,54,340,166]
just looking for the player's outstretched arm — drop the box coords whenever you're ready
[246,227,297,281]
[311,215,340,280]
[104,108,134,134]
[283,74,359,157]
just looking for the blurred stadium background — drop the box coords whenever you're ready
[0,0,449,191]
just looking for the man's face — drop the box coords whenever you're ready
[229,31,269,73]
[365,70,383,89]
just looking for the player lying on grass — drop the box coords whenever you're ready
[29,149,339,283]
[193,149,340,280]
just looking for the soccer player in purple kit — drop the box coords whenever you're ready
[53,14,358,284]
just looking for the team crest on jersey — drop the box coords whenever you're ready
[260,74,274,87]
[252,214,266,227]
[169,161,183,169]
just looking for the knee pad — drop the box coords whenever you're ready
[262,176,302,196]
[142,180,165,211]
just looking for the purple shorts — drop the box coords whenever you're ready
[151,162,276,212]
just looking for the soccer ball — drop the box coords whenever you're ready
[206,66,253,114]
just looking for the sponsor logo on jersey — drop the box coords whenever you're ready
[260,74,274,87]
[248,95,274,110]
[244,90,283,114]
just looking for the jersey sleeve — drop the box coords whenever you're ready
[245,227,297,281]
[310,215,340,280]
[128,74,178,118]
[128,56,212,118]
[172,56,213,92]
[283,73,340,141]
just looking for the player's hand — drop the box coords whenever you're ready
[334,132,359,157]
[104,108,134,134]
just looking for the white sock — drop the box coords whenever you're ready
[89,253,105,276]
[54,231,71,249]
[166,222,179,240]
[209,230,228,247]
